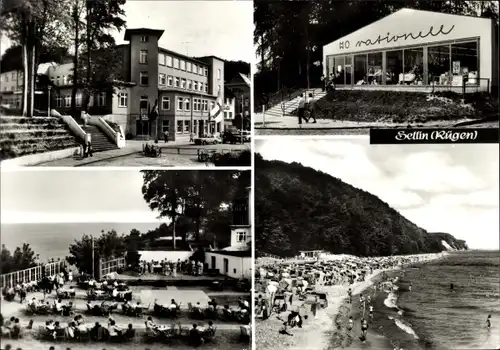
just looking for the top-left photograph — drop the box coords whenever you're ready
[0,0,252,167]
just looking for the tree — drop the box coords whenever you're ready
[0,244,38,274]
[66,230,126,275]
[141,170,250,243]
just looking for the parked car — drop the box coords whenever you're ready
[195,135,221,145]
[222,130,243,144]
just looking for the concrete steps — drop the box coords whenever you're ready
[81,125,118,152]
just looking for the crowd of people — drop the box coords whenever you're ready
[138,259,204,277]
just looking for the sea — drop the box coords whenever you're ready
[0,222,160,261]
[366,250,500,350]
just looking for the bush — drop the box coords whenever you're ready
[125,132,134,140]
[213,150,250,166]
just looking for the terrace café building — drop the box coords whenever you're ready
[323,9,499,93]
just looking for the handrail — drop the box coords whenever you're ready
[50,109,86,142]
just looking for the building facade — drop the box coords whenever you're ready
[323,9,499,93]
[0,71,23,108]
[8,28,226,140]
[224,73,251,129]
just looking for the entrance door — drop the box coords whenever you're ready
[136,120,150,136]
[223,258,229,274]
[198,120,204,137]
[211,256,216,269]
[345,66,352,86]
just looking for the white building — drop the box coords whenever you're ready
[323,8,499,93]
[205,186,251,280]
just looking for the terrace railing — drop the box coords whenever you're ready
[98,256,126,279]
[1,260,66,289]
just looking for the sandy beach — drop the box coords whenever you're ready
[255,252,448,350]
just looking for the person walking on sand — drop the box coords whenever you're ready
[486,314,491,330]
[347,316,354,332]
[297,93,306,125]
[311,295,318,317]
[369,305,374,319]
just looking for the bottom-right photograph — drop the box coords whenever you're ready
[253,138,499,350]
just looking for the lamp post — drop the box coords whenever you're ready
[47,86,51,117]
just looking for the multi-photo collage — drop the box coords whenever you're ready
[0,1,498,350]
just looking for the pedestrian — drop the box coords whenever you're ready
[164,130,169,143]
[320,74,326,91]
[311,295,318,317]
[486,314,491,330]
[308,93,317,123]
[297,93,306,125]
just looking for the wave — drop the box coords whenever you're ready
[384,292,399,310]
[388,316,420,340]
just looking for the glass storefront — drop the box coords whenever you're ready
[327,40,478,87]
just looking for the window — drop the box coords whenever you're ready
[451,41,478,85]
[118,92,128,107]
[204,84,208,93]
[403,48,423,85]
[173,58,179,69]
[176,120,183,133]
[62,74,68,85]
[198,66,203,75]
[180,60,186,71]
[199,99,203,111]
[11,72,15,80]
[140,50,148,64]
[224,111,227,119]
[217,68,221,79]
[175,77,180,88]
[88,95,94,107]
[56,76,60,85]
[166,56,173,67]
[367,53,383,85]
[64,95,71,107]
[185,98,190,111]
[184,120,190,132]
[5,75,8,82]
[193,81,198,91]
[354,54,367,84]
[187,80,192,90]
[167,75,173,86]
[193,98,198,111]
[161,96,170,110]
[187,62,192,72]
[159,73,166,85]
[162,120,170,133]
[97,92,106,106]
[228,111,233,119]
[76,93,82,107]
[386,50,403,85]
[204,67,208,76]
[199,83,203,92]
[428,45,451,86]
[181,78,186,89]
[236,231,247,243]
[158,53,165,65]
[140,35,148,42]
[140,72,149,85]
[56,96,62,107]
[203,100,208,111]
[177,97,184,110]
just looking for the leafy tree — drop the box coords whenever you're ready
[0,244,38,274]
[66,230,126,275]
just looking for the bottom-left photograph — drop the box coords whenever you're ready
[0,169,252,350]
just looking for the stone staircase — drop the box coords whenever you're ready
[81,124,118,152]
[0,116,80,161]
[263,88,327,117]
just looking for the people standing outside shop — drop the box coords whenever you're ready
[297,93,306,125]
[307,93,317,123]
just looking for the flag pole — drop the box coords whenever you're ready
[91,235,94,279]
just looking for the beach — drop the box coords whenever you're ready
[255,252,450,350]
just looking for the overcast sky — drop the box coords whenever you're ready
[1,169,165,223]
[1,1,253,62]
[256,138,499,250]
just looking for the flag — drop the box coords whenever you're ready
[149,99,158,120]
[209,89,223,123]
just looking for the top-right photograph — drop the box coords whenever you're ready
[253,1,499,136]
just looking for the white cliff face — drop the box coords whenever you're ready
[441,240,456,251]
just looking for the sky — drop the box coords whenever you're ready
[1,0,254,62]
[0,169,166,224]
[256,138,499,250]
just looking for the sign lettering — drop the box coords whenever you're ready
[354,24,455,49]
[339,41,350,50]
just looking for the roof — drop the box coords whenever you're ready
[195,55,226,63]
[124,28,165,41]
[226,73,251,88]
[159,47,209,66]
[207,250,251,258]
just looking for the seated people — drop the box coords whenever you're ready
[107,319,122,338]
[111,288,118,299]
[4,317,15,330]
[208,299,218,309]
[124,323,135,340]
[188,324,202,347]
[69,286,76,298]
[11,318,21,338]
[203,321,216,339]
[45,320,56,339]
[65,322,76,339]
[122,300,132,314]
[90,322,103,341]
[169,299,178,316]
[145,316,158,337]
[54,298,63,314]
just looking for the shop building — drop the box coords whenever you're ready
[323,8,498,93]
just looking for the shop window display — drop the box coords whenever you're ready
[354,54,367,85]
[402,48,424,85]
[367,53,383,85]
[428,45,451,86]
[345,56,352,85]
[386,50,403,85]
[451,41,478,85]
[333,56,346,85]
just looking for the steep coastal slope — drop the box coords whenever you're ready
[255,154,468,257]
